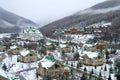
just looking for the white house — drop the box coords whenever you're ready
[19,27,43,41]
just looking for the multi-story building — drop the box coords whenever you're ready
[19,27,43,41]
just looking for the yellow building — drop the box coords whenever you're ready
[57,44,71,53]
[18,49,38,63]
[95,40,107,50]
[45,42,55,51]
[8,45,21,55]
[37,56,65,78]
[81,51,104,66]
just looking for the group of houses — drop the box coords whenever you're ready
[64,25,109,35]
[80,40,107,66]
[0,26,108,79]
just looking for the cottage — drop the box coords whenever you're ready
[37,55,64,78]
[8,45,21,55]
[84,44,96,52]
[57,44,71,53]
[0,45,4,52]
[95,40,107,50]
[45,42,56,51]
[81,51,104,66]
[18,49,38,63]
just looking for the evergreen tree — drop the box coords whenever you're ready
[108,74,112,80]
[98,71,102,80]
[91,68,94,74]
[114,57,120,80]
[84,67,87,72]
[77,62,79,69]
[81,73,86,80]
[104,65,107,71]
[70,68,73,75]
[2,63,7,71]
[109,66,113,74]
[105,49,110,64]
[71,62,73,67]
[94,65,97,69]
[105,49,109,60]
[89,73,92,80]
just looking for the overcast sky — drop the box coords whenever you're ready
[0,0,106,26]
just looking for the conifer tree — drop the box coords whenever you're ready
[98,71,102,80]
[81,73,86,80]
[84,67,87,72]
[104,65,107,71]
[114,57,120,80]
[91,68,94,74]
[108,74,112,80]
[2,63,7,71]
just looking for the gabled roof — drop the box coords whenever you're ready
[59,44,67,48]
[23,27,41,34]
[20,49,30,56]
[46,41,52,46]
[40,55,56,69]
[81,51,99,59]
[10,45,17,50]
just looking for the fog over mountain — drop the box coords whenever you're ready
[0,7,38,33]
[0,0,106,26]
[40,0,120,37]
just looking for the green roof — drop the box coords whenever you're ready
[45,56,56,62]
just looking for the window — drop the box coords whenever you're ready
[55,64,59,69]
[29,54,33,56]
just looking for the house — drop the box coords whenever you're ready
[19,27,43,41]
[64,28,84,35]
[95,40,107,50]
[45,42,56,51]
[0,45,4,52]
[8,45,21,55]
[84,44,96,52]
[37,55,65,78]
[57,44,71,53]
[17,49,38,63]
[81,51,104,66]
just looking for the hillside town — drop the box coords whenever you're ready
[0,24,120,80]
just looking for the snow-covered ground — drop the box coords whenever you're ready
[0,52,40,80]
[0,33,119,80]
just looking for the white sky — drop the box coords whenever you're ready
[0,0,106,26]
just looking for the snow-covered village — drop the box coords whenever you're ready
[0,23,120,80]
[0,0,120,80]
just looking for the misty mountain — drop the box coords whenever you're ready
[0,7,38,33]
[40,0,120,37]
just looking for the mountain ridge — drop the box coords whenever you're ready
[0,7,38,33]
[40,0,120,37]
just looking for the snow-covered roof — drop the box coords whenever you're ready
[22,27,43,37]
[59,44,67,48]
[81,51,99,59]
[40,55,56,69]
[84,44,94,47]
[10,45,17,50]
[46,42,52,46]
[20,49,30,56]
[116,50,120,54]
[64,64,70,71]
